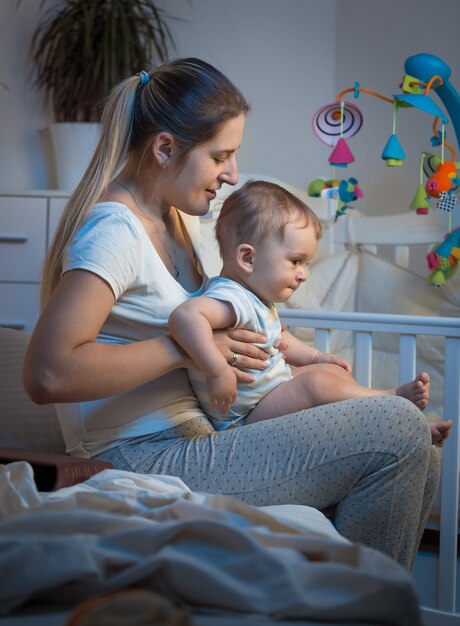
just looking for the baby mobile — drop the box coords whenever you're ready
[308,53,460,286]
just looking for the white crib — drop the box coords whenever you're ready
[280,193,460,625]
[206,175,460,623]
[278,306,460,625]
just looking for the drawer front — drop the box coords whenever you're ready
[0,197,47,281]
[0,283,40,331]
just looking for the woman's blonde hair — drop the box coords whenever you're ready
[215,180,322,259]
[40,58,250,309]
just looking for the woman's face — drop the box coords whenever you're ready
[164,113,245,216]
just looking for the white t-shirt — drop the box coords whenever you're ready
[56,202,206,457]
[188,276,292,430]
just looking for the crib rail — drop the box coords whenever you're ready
[321,195,447,263]
[279,308,460,619]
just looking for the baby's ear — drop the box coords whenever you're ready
[236,243,255,273]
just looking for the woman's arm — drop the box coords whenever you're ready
[23,269,190,404]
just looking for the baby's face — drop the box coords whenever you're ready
[250,219,318,303]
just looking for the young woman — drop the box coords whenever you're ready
[24,58,440,570]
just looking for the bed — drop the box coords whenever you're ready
[202,174,460,625]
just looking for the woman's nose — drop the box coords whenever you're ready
[219,156,238,186]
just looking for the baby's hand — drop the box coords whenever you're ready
[312,351,352,374]
[206,368,238,415]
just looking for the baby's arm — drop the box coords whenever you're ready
[169,297,238,414]
[280,328,352,373]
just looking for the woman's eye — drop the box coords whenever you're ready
[213,157,225,165]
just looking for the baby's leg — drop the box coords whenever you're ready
[246,363,367,424]
[245,364,431,425]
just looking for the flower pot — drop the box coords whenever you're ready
[47,122,100,191]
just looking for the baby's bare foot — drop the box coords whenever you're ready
[430,419,452,445]
[396,372,430,410]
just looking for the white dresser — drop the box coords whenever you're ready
[0,190,70,331]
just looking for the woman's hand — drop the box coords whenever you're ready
[213,328,270,383]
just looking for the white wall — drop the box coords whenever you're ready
[0,0,337,191]
[157,0,337,191]
[1,0,459,221]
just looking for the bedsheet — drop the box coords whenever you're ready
[0,462,422,625]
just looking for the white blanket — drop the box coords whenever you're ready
[0,462,422,625]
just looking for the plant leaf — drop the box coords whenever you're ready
[29,0,180,122]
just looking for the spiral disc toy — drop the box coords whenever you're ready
[312,101,363,146]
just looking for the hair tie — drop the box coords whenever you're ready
[137,71,151,86]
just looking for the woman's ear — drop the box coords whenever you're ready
[152,132,176,168]
[236,244,256,274]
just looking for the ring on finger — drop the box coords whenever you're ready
[229,352,239,366]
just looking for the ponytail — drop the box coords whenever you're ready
[40,76,139,309]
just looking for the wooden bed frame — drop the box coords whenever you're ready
[279,192,460,624]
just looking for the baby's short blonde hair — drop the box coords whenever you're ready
[215,180,322,259]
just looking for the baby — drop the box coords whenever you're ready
[169,180,451,443]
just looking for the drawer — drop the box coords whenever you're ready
[0,283,40,332]
[0,197,47,282]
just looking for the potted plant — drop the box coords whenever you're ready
[28,0,178,190]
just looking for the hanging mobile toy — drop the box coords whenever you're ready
[426,227,460,286]
[425,124,459,199]
[426,160,458,198]
[312,100,363,147]
[334,177,363,221]
[312,100,362,168]
[410,153,431,214]
[381,102,406,166]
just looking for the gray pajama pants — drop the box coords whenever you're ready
[96,395,440,570]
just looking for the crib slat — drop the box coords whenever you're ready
[314,329,330,353]
[438,337,460,613]
[399,335,416,384]
[395,244,410,269]
[354,332,372,387]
